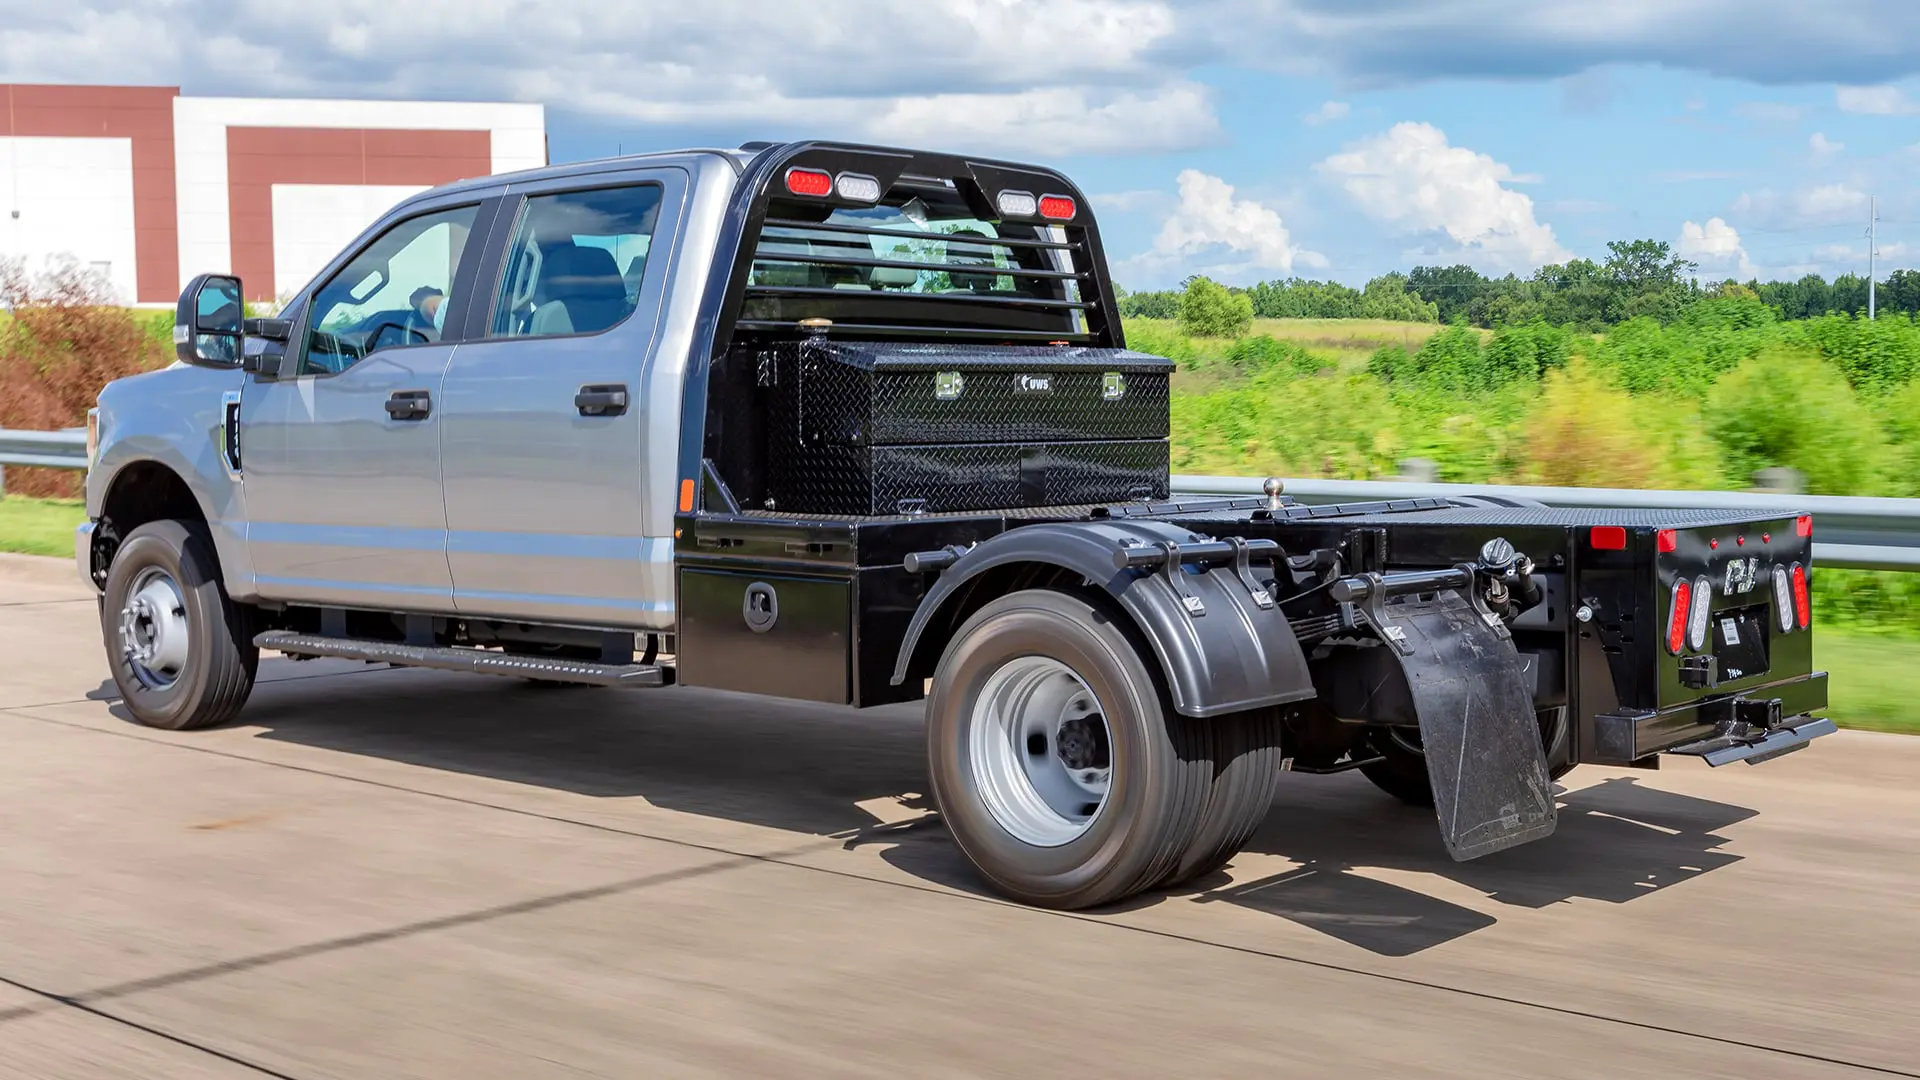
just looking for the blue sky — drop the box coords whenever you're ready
[8,0,1919,290]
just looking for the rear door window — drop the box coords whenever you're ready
[488,184,664,339]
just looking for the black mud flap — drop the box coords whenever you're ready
[1357,584,1557,861]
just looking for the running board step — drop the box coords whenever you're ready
[253,631,672,688]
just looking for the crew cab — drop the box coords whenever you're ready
[80,141,1833,910]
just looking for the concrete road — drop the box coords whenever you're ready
[2,551,1916,1079]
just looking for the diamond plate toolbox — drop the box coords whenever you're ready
[761,338,1173,514]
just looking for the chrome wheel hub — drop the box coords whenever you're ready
[970,656,1113,847]
[119,568,189,689]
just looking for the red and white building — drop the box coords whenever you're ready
[0,84,546,304]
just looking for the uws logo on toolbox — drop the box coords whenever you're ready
[1723,556,1761,594]
[1015,373,1053,393]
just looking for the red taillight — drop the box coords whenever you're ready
[1796,515,1813,538]
[785,167,833,197]
[1791,563,1810,629]
[1038,194,1076,220]
[1656,529,1677,553]
[1591,526,1628,551]
[1667,579,1692,655]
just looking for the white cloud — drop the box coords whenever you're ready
[1731,183,1870,228]
[1128,169,1323,282]
[867,82,1219,157]
[1836,85,1920,115]
[1809,132,1844,161]
[1678,217,1758,279]
[1303,100,1351,125]
[1316,122,1570,273]
[0,0,1213,157]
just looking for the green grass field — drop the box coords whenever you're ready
[0,492,1911,733]
[0,494,84,558]
[1818,632,1920,735]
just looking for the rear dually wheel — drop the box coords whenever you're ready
[926,589,1214,910]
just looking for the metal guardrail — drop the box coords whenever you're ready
[2,429,1912,571]
[0,427,88,472]
[1173,475,1920,572]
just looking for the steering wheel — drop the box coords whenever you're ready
[364,320,431,351]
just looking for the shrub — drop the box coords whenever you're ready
[1178,276,1254,338]
[0,257,169,497]
[1481,318,1572,385]
[1704,347,1889,495]
[1404,323,1487,392]
[1521,358,1668,488]
[1223,334,1330,376]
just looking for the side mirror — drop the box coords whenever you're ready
[174,274,245,367]
[240,318,291,376]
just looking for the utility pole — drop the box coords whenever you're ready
[1868,195,1878,320]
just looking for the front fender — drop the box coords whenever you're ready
[89,365,256,597]
[891,520,1315,719]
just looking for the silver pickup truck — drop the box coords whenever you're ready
[81,140,1833,910]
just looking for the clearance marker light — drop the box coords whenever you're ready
[996,190,1038,218]
[1038,194,1077,220]
[785,167,833,197]
[1591,526,1628,551]
[835,172,882,202]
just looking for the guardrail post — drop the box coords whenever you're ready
[1395,458,1440,483]
[1753,467,1806,494]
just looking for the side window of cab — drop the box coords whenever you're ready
[298,203,483,376]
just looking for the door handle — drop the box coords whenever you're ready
[575,384,629,417]
[385,390,432,420]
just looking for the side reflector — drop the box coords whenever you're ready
[996,189,1038,218]
[1688,576,1713,652]
[1796,514,1813,538]
[1656,529,1677,553]
[1791,563,1810,629]
[1038,194,1076,220]
[678,478,696,513]
[1772,564,1795,632]
[1591,526,1628,551]
[835,172,882,202]
[1666,579,1692,655]
[785,167,833,197]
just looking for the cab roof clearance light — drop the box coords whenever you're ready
[996,190,1038,218]
[834,172,882,202]
[784,167,833,197]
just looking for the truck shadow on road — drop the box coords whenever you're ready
[1159,775,1758,956]
[135,667,1759,958]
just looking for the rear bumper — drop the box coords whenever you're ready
[1592,670,1830,764]
[75,520,96,591]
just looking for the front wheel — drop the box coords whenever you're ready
[100,520,258,730]
[926,589,1214,910]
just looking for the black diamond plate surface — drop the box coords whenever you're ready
[768,440,1171,516]
[762,339,1172,447]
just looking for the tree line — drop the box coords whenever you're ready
[1118,239,1920,334]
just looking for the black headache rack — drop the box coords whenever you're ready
[713,142,1121,347]
[695,142,1153,519]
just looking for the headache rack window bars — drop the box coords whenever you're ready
[739,210,1096,341]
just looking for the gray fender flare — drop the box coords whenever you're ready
[890,519,1315,719]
